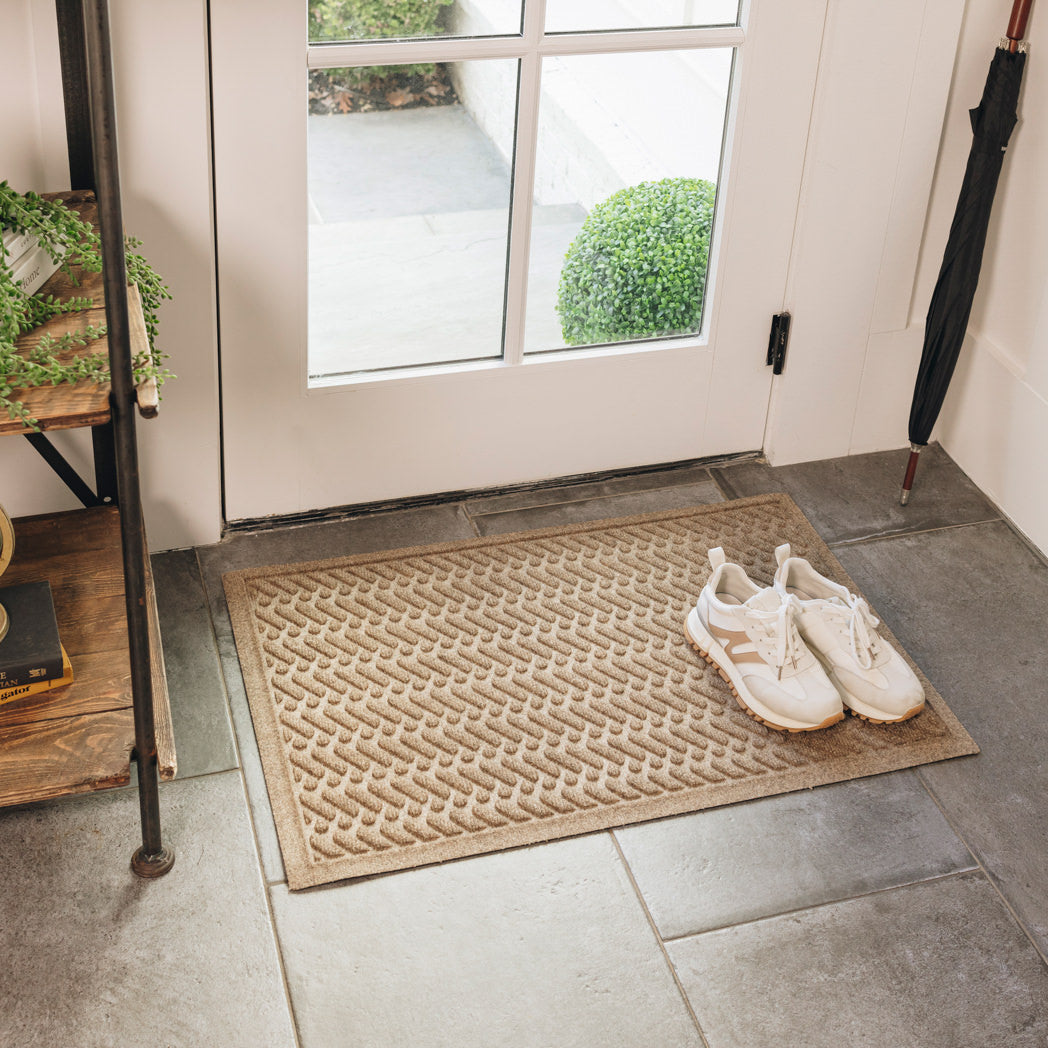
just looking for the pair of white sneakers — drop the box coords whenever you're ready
[684,544,925,733]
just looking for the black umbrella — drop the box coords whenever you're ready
[900,0,1033,503]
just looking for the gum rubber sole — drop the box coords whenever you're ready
[814,650,926,726]
[850,703,925,725]
[687,637,845,734]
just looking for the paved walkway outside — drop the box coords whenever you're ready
[308,106,584,375]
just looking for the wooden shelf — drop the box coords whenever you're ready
[0,191,151,437]
[0,507,175,806]
[6,0,180,869]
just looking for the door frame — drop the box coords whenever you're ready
[211,0,832,522]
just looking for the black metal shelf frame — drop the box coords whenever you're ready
[51,0,174,877]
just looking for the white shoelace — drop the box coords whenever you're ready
[839,592,881,670]
[748,593,804,678]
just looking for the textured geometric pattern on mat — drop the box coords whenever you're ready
[223,494,977,889]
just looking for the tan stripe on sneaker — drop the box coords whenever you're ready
[709,623,767,666]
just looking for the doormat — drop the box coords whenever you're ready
[223,494,977,889]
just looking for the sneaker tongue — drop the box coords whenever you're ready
[744,587,780,613]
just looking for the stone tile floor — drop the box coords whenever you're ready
[3,444,1048,1047]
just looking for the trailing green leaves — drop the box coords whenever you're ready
[556,178,717,347]
[0,182,172,429]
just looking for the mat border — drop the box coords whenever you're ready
[222,493,978,890]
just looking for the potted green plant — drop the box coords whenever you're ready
[0,181,171,429]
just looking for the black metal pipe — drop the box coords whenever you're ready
[81,0,174,877]
[55,0,95,190]
[91,422,118,504]
[25,432,103,507]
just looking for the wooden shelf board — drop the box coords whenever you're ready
[0,191,152,436]
[0,506,176,808]
[0,710,135,806]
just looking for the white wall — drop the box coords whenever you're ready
[763,0,1048,559]
[0,0,221,551]
[918,0,1048,554]
[0,2,63,189]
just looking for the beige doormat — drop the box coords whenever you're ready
[223,494,977,889]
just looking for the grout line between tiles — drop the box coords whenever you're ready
[659,866,981,945]
[192,549,304,1048]
[240,770,304,1048]
[608,831,713,1048]
[826,515,1004,549]
[707,468,745,502]
[165,765,243,786]
[459,501,482,537]
[997,511,1048,570]
[914,769,1048,971]
[707,468,739,502]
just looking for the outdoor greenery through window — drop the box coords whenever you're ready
[306,1,737,380]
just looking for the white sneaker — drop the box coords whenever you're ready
[773,544,925,724]
[685,548,845,732]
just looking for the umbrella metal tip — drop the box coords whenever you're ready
[900,446,922,506]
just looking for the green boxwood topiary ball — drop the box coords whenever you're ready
[556,177,717,346]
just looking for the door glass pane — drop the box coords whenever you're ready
[546,0,739,33]
[524,47,732,355]
[308,60,517,379]
[308,0,522,43]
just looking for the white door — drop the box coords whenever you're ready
[212,0,827,522]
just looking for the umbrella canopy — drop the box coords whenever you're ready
[900,7,1031,503]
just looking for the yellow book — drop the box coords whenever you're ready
[0,646,73,706]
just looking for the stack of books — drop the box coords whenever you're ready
[1,227,62,297]
[0,580,73,707]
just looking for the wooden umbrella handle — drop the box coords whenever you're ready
[1007,0,1034,45]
